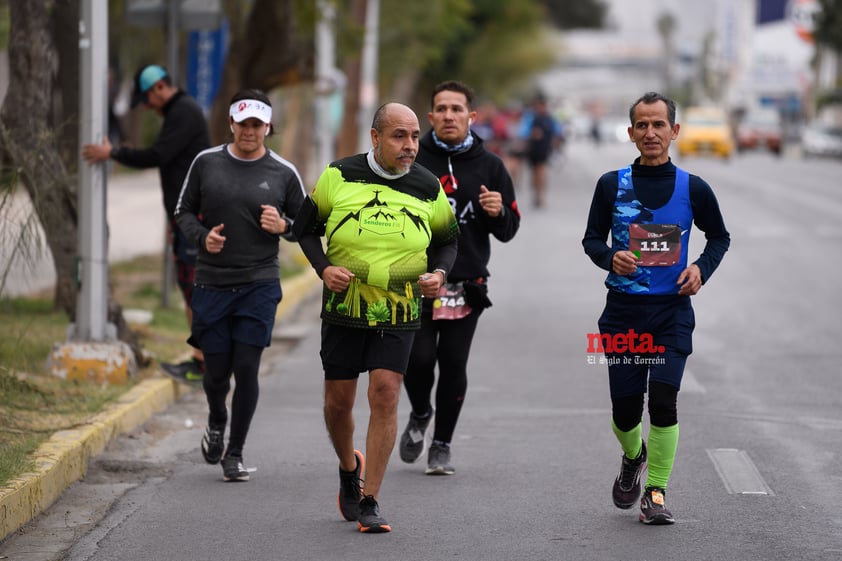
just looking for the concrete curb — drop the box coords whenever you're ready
[275,268,320,322]
[0,270,321,542]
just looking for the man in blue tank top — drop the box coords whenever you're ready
[582,92,730,525]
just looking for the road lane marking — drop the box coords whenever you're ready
[707,448,774,495]
[798,416,842,431]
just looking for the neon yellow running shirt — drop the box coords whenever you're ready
[312,154,458,330]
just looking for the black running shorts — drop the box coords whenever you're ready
[320,322,416,380]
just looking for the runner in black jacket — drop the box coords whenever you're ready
[400,81,520,475]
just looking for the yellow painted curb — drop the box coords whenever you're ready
[276,269,320,320]
[0,379,184,540]
[0,271,320,542]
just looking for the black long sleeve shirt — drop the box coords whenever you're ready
[111,91,210,218]
[582,157,730,285]
[175,145,307,286]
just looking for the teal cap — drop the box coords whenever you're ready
[131,65,168,107]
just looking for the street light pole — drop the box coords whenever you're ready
[73,0,113,341]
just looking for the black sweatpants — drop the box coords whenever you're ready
[404,307,483,444]
[203,342,264,456]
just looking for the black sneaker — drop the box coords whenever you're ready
[338,450,365,521]
[612,441,647,509]
[639,486,674,525]
[160,359,205,384]
[201,426,225,465]
[357,495,391,533]
[399,410,433,463]
[221,455,249,482]
[425,443,455,475]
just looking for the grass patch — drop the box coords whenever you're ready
[0,249,306,487]
[0,368,128,485]
[0,433,40,485]
[0,299,67,375]
[0,254,189,486]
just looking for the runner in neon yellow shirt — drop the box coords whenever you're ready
[309,154,458,329]
[298,102,458,533]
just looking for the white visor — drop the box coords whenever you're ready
[229,99,272,124]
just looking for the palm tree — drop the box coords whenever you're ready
[657,11,677,94]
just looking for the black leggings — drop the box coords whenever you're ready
[612,380,678,431]
[404,308,482,444]
[203,342,264,456]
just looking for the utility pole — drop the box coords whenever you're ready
[73,0,113,342]
[50,0,135,384]
[357,0,379,152]
[316,0,337,172]
[161,0,182,308]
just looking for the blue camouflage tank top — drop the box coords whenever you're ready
[605,165,692,295]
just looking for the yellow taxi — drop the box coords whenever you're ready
[676,106,735,159]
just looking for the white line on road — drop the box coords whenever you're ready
[707,448,775,496]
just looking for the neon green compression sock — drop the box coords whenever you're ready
[646,423,679,489]
[611,419,643,460]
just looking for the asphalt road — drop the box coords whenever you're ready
[2,140,841,560]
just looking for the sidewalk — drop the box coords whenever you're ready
[2,169,166,298]
[0,169,322,541]
[0,270,320,542]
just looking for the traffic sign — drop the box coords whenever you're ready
[125,0,222,30]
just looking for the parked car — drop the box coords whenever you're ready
[801,122,842,158]
[736,108,782,155]
[676,106,735,159]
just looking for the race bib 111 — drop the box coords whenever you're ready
[628,223,681,267]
